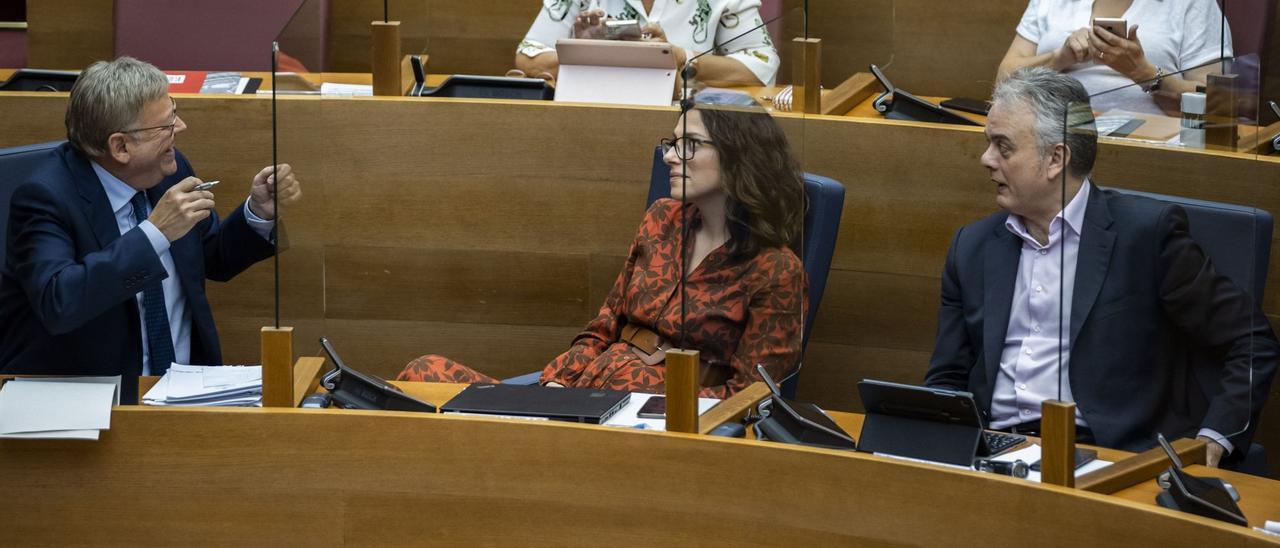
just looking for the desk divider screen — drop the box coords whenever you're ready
[1067,57,1270,464]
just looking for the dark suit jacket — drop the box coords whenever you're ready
[0,143,274,401]
[925,183,1278,454]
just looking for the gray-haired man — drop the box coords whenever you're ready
[924,67,1276,467]
[0,57,301,402]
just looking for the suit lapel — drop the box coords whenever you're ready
[1069,184,1116,350]
[983,220,1021,391]
[67,149,123,250]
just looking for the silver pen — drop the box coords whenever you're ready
[193,180,219,191]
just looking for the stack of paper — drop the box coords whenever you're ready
[0,377,119,440]
[143,364,262,407]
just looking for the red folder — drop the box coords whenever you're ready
[165,71,207,93]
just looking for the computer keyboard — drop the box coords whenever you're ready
[982,431,1027,457]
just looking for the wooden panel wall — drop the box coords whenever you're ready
[1,93,1278,476]
[25,0,114,69]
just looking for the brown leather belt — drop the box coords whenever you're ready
[620,324,733,387]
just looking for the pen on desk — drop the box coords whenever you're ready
[974,458,1029,479]
[194,180,219,191]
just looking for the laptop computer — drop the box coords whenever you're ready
[441,383,631,424]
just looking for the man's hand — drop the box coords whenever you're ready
[1050,27,1094,71]
[148,177,215,242]
[247,164,302,221]
[1197,435,1226,468]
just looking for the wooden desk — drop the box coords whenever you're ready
[2,87,1278,478]
[3,381,1278,545]
[390,381,1278,529]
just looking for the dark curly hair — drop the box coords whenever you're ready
[693,105,806,260]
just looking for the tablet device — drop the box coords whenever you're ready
[554,38,676,107]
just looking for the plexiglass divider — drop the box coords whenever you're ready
[269,0,330,384]
[1069,70,1271,462]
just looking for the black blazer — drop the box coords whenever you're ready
[0,143,274,401]
[924,183,1278,453]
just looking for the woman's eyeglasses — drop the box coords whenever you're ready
[660,136,715,161]
[120,98,179,138]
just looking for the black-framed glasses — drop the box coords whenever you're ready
[120,98,179,137]
[660,136,715,161]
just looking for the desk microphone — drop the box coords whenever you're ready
[974,458,1029,479]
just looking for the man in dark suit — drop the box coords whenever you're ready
[924,67,1276,467]
[0,57,302,402]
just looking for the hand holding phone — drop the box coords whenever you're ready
[605,19,642,41]
[1092,17,1127,38]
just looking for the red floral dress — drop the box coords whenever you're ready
[398,198,806,399]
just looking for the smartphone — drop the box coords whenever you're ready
[604,19,642,40]
[194,180,219,191]
[1030,447,1098,472]
[940,97,991,116]
[1092,17,1128,37]
[637,396,666,419]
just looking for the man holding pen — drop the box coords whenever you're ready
[0,57,301,402]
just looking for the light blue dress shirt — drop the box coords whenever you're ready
[91,162,274,375]
[992,180,1231,453]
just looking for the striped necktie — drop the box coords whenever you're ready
[130,192,175,376]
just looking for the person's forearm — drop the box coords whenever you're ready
[685,54,764,87]
[998,52,1057,81]
[515,52,560,80]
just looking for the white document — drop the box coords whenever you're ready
[604,392,720,431]
[991,444,1112,483]
[143,364,262,407]
[320,82,373,96]
[0,381,116,436]
[9,375,121,405]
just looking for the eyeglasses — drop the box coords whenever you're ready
[660,136,715,161]
[120,98,179,138]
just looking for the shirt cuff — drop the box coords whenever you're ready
[1197,428,1235,455]
[242,198,276,241]
[138,220,171,255]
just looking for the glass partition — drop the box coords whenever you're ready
[796,0,895,108]
[1068,79,1268,456]
[270,0,330,365]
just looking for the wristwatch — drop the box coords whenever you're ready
[1141,66,1167,93]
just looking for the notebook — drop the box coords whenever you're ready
[441,383,631,424]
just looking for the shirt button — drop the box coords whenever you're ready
[1018,384,1027,390]
[1024,347,1032,355]
[1036,285,1044,293]
[1038,249,1048,255]
[1033,325,1041,333]
[1021,409,1031,415]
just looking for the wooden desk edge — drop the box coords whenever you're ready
[698,381,769,435]
[1077,437,1207,494]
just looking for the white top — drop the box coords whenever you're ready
[519,0,780,85]
[1015,0,1232,115]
